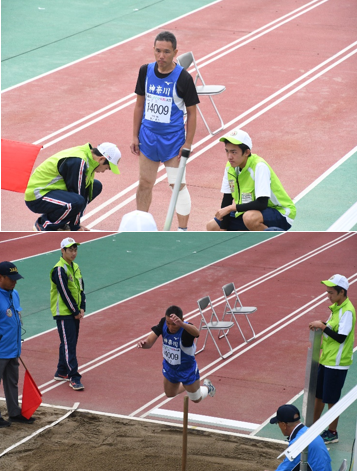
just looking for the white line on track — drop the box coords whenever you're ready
[80,47,357,227]
[29,0,330,147]
[5,233,117,262]
[293,147,357,203]
[327,203,358,231]
[137,277,357,418]
[23,232,351,343]
[1,0,223,93]
[32,234,355,398]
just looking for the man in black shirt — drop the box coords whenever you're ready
[130,31,199,231]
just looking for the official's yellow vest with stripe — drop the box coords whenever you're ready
[226,154,296,224]
[50,258,83,317]
[25,144,98,202]
[320,298,356,367]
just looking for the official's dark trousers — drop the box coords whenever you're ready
[56,317,81,382]
[26,179,102,231]
[0,358,21,417]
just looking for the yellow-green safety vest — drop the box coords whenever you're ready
[320,298,356,367]
[25,143,98,202]
[226,154,296,224]
[50,258,84,317]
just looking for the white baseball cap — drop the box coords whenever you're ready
[61,237,80,249]
[119,211,158,231]
[321,274,349,291]
[97,142,121,174]
[219,128,252,149]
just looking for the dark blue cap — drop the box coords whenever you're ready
[270,405,300,424]
[0,261,24,280]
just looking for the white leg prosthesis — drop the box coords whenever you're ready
[166,167,191,216]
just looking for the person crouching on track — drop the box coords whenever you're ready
[25,142,121,231]
[206,128,296,231]
[137,305,215,403]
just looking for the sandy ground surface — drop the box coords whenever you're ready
[0,403,285,471]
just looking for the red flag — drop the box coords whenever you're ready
[1,138,42,193]
[21,370,42,419]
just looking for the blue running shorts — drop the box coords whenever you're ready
[162,362,200,386]
[139,125,185,162]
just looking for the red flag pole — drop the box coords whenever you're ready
[19,356,27,370]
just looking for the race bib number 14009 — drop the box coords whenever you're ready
[163,344,181,365]
[145,93,172,123]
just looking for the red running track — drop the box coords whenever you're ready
[13,232,357,430]
[1,0,356,230]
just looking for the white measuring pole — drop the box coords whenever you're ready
[163,148,190,231]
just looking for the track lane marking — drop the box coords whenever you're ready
[80,48,357,227]
[28,0,332,147]
[1,0,223,93]
[138,277,357,418]
[28,0,338,148]
[30,234,355,396]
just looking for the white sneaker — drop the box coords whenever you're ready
[203,378,216,397]
[177,227,188,231]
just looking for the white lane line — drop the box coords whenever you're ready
[82,49,357,227]
[33,94,136,145]
[294,147,357,203]
[24,232,353,344]
[138,279,357,418]
[28,0,332,147]
[190,0,330,72]
[1,0,223,93]
[32,236,356,395]
[80,44,356,223]
[11,233,117,262]
[134,296,331,418]
[327,203,357,231]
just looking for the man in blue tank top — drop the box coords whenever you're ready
[137,305,215,403]
[131,31,199,231]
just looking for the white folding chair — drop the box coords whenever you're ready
[196,296,234,359]
[221,283,256,343]
[177,51,226,135]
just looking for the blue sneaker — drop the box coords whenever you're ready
[321,430,339,444]
[33,220,45,231]
[203,378,216,397]
[54,372,70,382]
[69,380,84,391]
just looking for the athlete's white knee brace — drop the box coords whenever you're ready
[166,167,191,216]
[176,186,191,216]
[187,388,202,402]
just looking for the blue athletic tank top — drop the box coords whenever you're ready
[162,321,196,373]
[142,62,185,135]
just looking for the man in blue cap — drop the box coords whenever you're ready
[270,404,331,470]
[0,261,36,426]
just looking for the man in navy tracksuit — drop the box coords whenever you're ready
[50,238,86,391]
[0,261,35,427]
